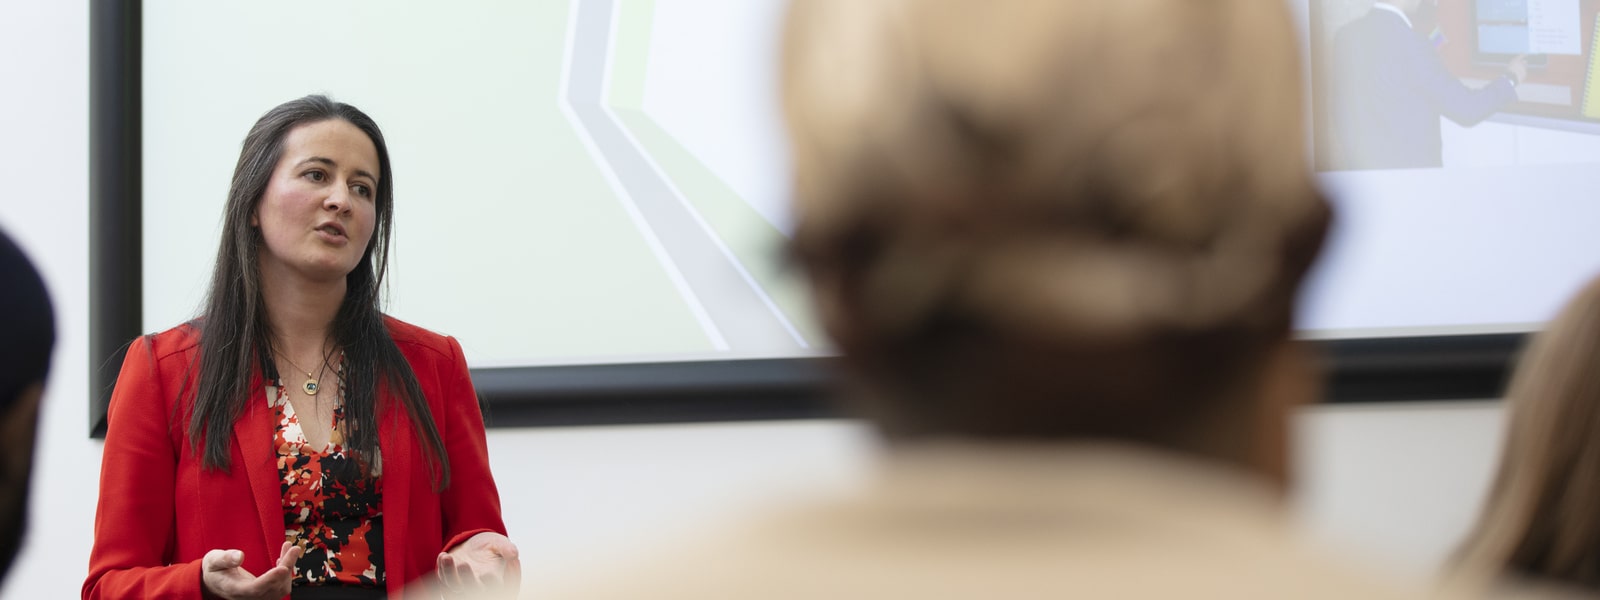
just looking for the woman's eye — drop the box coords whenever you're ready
[354,184,372,198]
[304,170,326,182]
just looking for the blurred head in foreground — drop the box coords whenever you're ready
[0,228,54,580]
[784,0,1330,482]
[1458,274,1600,592]
[520,3,1401,598]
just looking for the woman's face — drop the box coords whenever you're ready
[252,119,380,286]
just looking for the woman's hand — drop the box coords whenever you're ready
[437,532,521,599]
[201,541,301,600]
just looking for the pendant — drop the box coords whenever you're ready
[304,379,319,396]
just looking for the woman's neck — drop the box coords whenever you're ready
[259,261,346,358]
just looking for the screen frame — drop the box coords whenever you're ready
[88,0,1523,437]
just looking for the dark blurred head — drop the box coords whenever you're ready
[781,0,1329,472]
[0,227,54,579]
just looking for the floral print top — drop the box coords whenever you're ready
[270,359,385,589]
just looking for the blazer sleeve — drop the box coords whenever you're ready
[83,340,204,600]
[437,336,509,552]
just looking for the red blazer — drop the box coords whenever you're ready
[84,317,508,600]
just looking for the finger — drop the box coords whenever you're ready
[465,563,489,590]
[201,549,250,599]
[489,539,520,566]
[203,549,245,571]
[478,568,503,589]
[458,559,487,590]
[504,554,523,589]
[258,564,296,597]
[277,543,303,570]
[488,541,521,595]
[491,559,521,600]
[438,552,464,590]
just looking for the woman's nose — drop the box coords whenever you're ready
[323,185,350,212]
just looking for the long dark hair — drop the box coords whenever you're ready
[186,95,449,490]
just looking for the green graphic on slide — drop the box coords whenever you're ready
[523,0,823,357]
[605,0,824,348]
[607,0,656,112]
[401,0,717,362]
[610,109,826,348]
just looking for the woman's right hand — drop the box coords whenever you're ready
[201,541,302,600]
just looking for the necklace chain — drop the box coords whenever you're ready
[275,345,333,397]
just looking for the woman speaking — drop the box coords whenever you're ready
[84,96,518,600]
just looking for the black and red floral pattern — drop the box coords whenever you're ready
[271,359,385,590]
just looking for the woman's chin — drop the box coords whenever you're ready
[295,261,359,285]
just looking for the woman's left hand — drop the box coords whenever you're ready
[438,532,521,599]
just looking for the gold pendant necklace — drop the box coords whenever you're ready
[276,352,326,396]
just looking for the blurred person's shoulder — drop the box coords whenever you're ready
[1440,570,1600,600]
[530,443,1456,600]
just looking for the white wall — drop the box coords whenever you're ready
[0,0,98,598]
[487,403,1510,593]
[0,1,1511,597]
[1297,401,1506,578]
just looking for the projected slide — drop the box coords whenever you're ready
[1297,0,1600,338]
[556,0,817,359]
[1314,0,1600,171]
[144,0,821,367]
[142,0,1600,368]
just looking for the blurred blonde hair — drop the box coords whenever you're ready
[782,0,1330,440]
[1458,274,1600,590]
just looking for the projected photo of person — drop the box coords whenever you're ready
[1314,0,1600,171]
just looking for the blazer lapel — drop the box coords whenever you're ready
[234,371,284,568]
[380,382,413,593]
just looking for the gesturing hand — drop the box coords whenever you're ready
[1509,54,1529,85]
[201,541,302,600]
[438,532,521,599]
